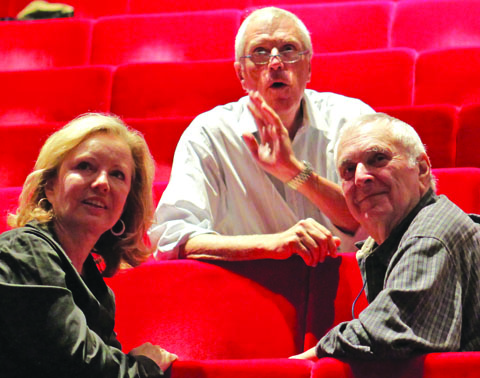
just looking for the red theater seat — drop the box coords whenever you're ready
[415,48,480,106]
[0,66,112,126]
[106,257,310,359]
[250,0,382,6]
[153,181,168,205]
[304,253,368,350]
[128,117,193,181]
[129,0,248,13]
[378,105,458,168]
[171,359,312,378]
[0,123,61,187]
[264,1,393,53]
[392,0,480,51]
[0,19,92,71]
[7,0,128,18]
[309,49,415,107]
[1,1,11,18]
[457,104,480,167]
[0,187,22,234]
[433,167,480,214]
[91,11,241,65]
[111,61,244,119]
[311,352,480,378]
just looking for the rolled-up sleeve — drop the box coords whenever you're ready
[149,122,224,260]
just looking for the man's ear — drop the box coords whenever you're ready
[417,153,432,190]
[234,61,247,91]
[307,60,312,84]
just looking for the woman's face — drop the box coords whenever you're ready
[46,133,134,238]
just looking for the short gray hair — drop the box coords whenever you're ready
[235,7,312,62]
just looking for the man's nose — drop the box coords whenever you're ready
[92,171,110,192]
[268,48,283,69]
[354,163,373,185]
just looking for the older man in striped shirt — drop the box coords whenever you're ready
[294,113,480,359]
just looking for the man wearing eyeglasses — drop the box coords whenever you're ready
[150,7,374,263]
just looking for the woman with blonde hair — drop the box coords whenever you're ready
[1,113,177,377]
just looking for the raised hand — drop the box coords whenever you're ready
[243,90,303,183]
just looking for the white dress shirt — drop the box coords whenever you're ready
[149,90,374,259]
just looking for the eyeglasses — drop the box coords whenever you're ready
[241,49,309,65]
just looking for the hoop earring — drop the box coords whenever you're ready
[38,198,50,210]
[110,219,126,236]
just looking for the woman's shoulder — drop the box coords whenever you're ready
[0,222,67,285]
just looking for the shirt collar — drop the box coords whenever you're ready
[356,188,437,265]
[237,94,310,138]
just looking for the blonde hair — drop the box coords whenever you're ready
[8,113,156,277]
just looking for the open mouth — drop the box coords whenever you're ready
[270,82,287,89]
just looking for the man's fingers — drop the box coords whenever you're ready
[249,90,283,134]
[293,220,341,266]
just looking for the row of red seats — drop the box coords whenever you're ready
[4,1,480,70]
[1,103,480,188]
[1,0,457,19]
[2,48,480,117]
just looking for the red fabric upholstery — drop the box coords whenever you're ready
[311,352,480,378]
[457,104,480,167]
[0,123,61,187]
[415,48,480,106]
[91,11,241,65]
[309,49,415,107]
[129,0,248,13]
[153,181,168,204]
[111,61,244,118]
[377,105,458,168]
[0,66,112,126]
[0,2,9,17]
[266,2,392,53]
[304,253,368,350]
[433,167,480,214]
[128,117,192,181]
[392,0,480,51]
[106,257,310,359]
[0,19,92,71]
[8,0,128,18]
[250,0,384,6]
[171,359,312,378]
[0,187,21,234]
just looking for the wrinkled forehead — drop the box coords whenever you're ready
[336,124,397,164]
[244,14,303,48]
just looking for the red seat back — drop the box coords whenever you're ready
[106,257,310,359]
[111,61,244,119]
[0,19,92,71]
[91,11,241,65]
[309,49,415,108]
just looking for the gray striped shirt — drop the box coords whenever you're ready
[317,190,480,359]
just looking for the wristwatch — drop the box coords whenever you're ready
[286,160,313,190]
